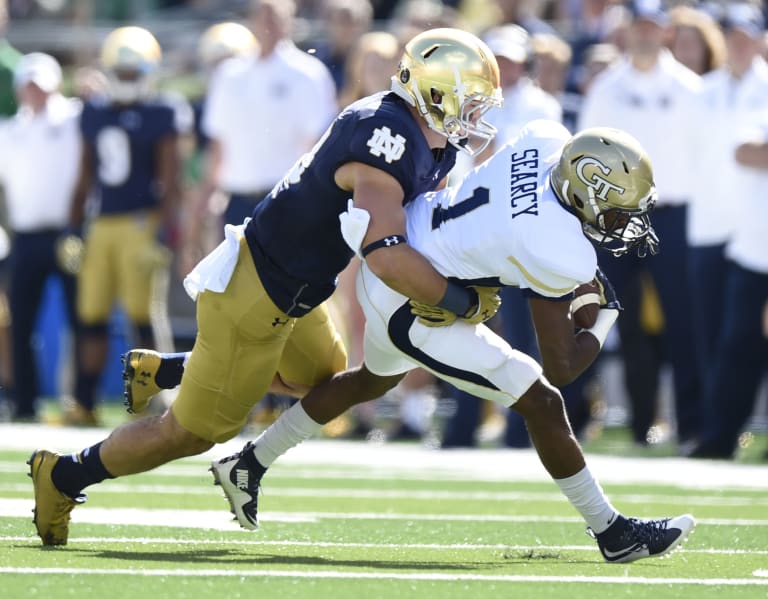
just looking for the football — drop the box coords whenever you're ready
[571,280,601,329]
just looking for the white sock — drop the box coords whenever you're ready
[554,466,619,534]
[251,401,322,467]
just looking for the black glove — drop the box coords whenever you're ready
[594,267,622,311]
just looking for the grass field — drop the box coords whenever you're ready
[0,418,767,598]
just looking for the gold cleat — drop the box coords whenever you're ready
[122,349,162,414]
[27,450,86,546]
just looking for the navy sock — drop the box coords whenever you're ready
[155,353,186,389]
[51,441,115,499]
[242,447,267,477]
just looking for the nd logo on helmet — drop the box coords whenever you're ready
[575,157,626,201]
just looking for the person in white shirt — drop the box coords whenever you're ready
[196,0,337,230]
[0,53,82,421]
[578,0,702,449]
[686,3,768,423]
[213,119,695,564]
[687,4,768,460]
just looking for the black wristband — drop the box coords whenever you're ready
[361,235,407,257]
[436,282,476,316]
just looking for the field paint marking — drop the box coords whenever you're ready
[2,535,767,556]
[755,571,768,577]
[1,567,767,586]
[1,499,767,528]
[3,426,767,490]
[0,483,757,507]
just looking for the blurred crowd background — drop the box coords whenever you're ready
[0,0,766,461]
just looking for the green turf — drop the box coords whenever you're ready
[2,435,768,599]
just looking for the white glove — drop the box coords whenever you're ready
[338,199,371,258]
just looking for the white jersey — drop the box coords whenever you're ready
[406,119,597,298]
[356,120,598,407]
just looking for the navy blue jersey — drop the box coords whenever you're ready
[245,92,458,316]
[80,98,177,215]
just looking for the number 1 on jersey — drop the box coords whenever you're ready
[431,186,490,229]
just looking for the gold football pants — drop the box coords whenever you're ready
[172,239,348,443]
[78,211,164,325]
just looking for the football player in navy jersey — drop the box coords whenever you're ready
[28,28,503,546]
[224,121,693,563]
[61,26,185,421]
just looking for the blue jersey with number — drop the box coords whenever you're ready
[245,91,458,316]
[80,98,177,215]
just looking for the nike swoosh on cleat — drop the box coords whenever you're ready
[602,543,645,560]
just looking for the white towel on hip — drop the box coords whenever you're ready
[183,222,246,301]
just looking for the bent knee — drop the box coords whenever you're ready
[514,378,564,418]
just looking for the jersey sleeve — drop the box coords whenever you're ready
[514,209,598,299]
[345,114,419,200]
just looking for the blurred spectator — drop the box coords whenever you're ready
[0,0,19,115]
[0,52,83,421]
[311,0,373,93]
[483,25,562,149]
[68,26,187,420]
[668,4,726,75]
[180,21,258,274]
[391,0,463,45]
[568,41,621,130]
[0,0,20,416]
[338,30,400,108]
[688,2,768,459]
[195,0,336,231]
[685,2,767,421]
[530,31,576,129]
[531,31,573,96]
[578,0,702,448]
[485,0,557,35]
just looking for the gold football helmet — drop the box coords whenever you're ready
[198,22,257,71]
[100,26,162,103]
[551,127,659,257]
[391,27,502,156]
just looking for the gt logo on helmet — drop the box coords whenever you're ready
[575,157,626,201]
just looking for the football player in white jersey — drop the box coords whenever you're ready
[211,119,694,564]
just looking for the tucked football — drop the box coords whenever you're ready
[571,280,601,329]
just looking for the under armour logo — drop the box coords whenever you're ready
[367,126,406,163]
[135,370,152,387]
[575,157,626,201]
[272,317,289,327]
[383,236,400,246]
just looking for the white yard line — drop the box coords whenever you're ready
[1,535,766,556]
[0,567,767,585]
[0,482,759,507]
[1,499,766,528]
[2,423,766,490]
